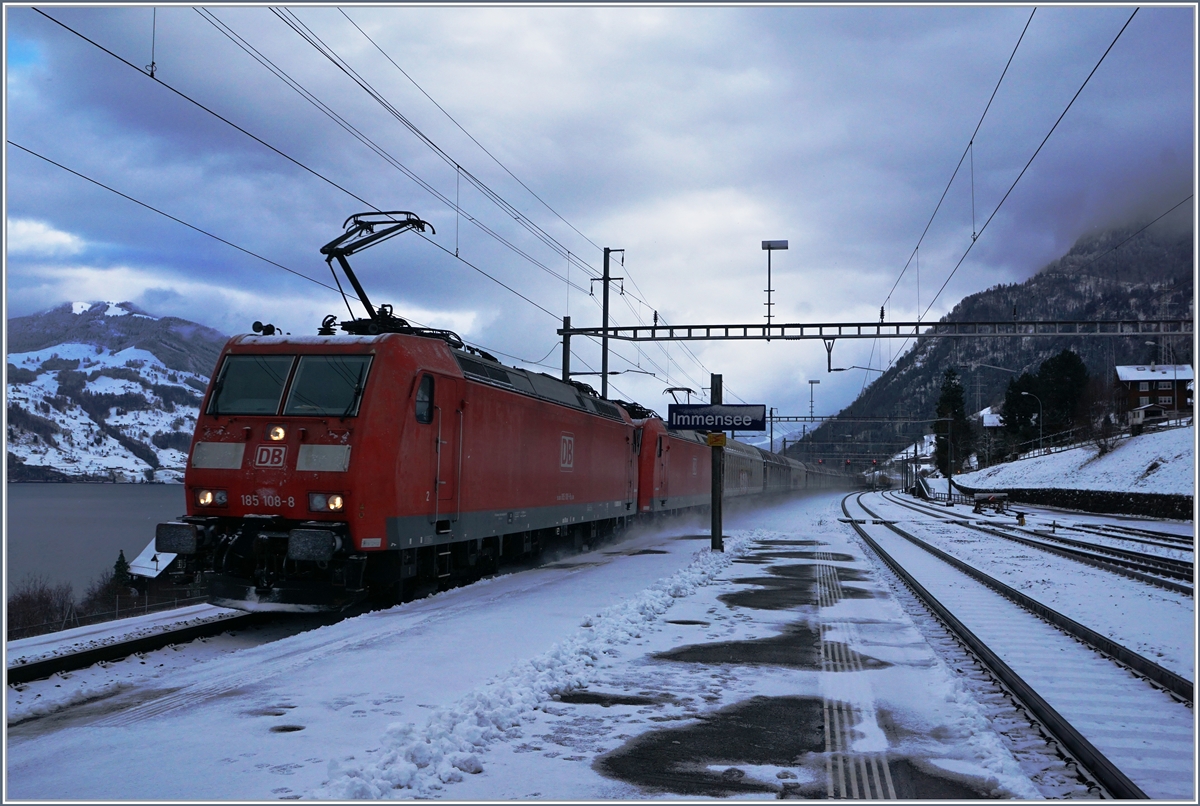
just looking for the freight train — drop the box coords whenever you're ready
[151,212,847,611]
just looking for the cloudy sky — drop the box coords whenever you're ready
[5,4,1195,421]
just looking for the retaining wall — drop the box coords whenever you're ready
[952,483,1193,521]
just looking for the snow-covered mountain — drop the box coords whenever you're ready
[6,302,228,482]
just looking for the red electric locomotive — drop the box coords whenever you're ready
[156,329,639,610]
[152,211,842,611]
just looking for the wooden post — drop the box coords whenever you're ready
[711,373,724,553]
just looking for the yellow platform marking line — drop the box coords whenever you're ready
[818,561,897,799]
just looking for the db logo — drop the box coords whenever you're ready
[560,433,575,471]
[255,445,287,468]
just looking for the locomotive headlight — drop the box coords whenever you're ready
[308,493,345,512]
[268,425,286,441]
[195,489,228,507]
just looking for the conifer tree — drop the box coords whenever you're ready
[934,368,973,474]
[113,549,130,587]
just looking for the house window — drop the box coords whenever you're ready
[1139,396,1150,406]
[1138,381,1149,391]
[1158,396,1173,406]
[1157,381,1172,390]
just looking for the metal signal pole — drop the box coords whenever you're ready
[561,315,571,382]
[710,373,724,553]
[599,248,623,399]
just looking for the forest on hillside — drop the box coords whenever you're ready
[785,220,1193,469]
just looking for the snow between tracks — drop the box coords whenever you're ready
[315,534,752,799]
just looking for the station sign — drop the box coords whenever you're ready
[668,404,767,431]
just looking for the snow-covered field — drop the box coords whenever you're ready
[8,493,1063,800]
[953,425,1194,496]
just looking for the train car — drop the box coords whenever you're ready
[630,415,829,516]
[155,332,639,611]
[632,417,712,515]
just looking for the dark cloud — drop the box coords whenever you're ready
[5,5,1193,416]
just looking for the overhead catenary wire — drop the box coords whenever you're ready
[193,8,592,298]
[878,6,1140,374]
[30,9,584,341]
[338,7,604,257]
[1061,193,1193,281]
[881,7,1037,310]
[7,139,344,296]
[273,7,723,398]
[919,6,1140,321]
[29,6,738,404]
[6,139,609,379]
[206,6,706,395]
[271,8,601,279]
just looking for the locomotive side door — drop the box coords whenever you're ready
[432,375,464,519]
[627,427,642,509]
[657,435,669,506]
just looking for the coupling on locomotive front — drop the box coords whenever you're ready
[150,211,841,612]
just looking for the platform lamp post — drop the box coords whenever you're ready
[762,240,788,336]
[1021,391,1043,452]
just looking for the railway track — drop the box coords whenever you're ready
[884,491,1193,593]
[1073,521,1194,551]
[905,492,1195,562]
[841,492,1194,800]
[5,610,271,686]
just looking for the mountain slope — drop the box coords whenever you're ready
[787,223,1193,464]
[6,302,226,482]
[8,301,227,377]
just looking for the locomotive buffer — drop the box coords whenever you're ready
[668,383,766,552]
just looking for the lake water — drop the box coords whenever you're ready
[6,483,186,596]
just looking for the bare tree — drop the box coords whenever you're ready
[1082,376,1121,455]
[7,574,75,637]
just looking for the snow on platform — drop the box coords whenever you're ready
[7,494,1060,800]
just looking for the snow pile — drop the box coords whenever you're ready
[954,426,1194,496]
[8,673,130,725]
[316,534,753,799]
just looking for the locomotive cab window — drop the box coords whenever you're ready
[209,355,296,415]
[283,355,373,417]
[415,375,434,424]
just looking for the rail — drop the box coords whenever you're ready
[7,594,211,641]
[841,493,1158,799]
[6,610,267,686]
[883,492,1193,595]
